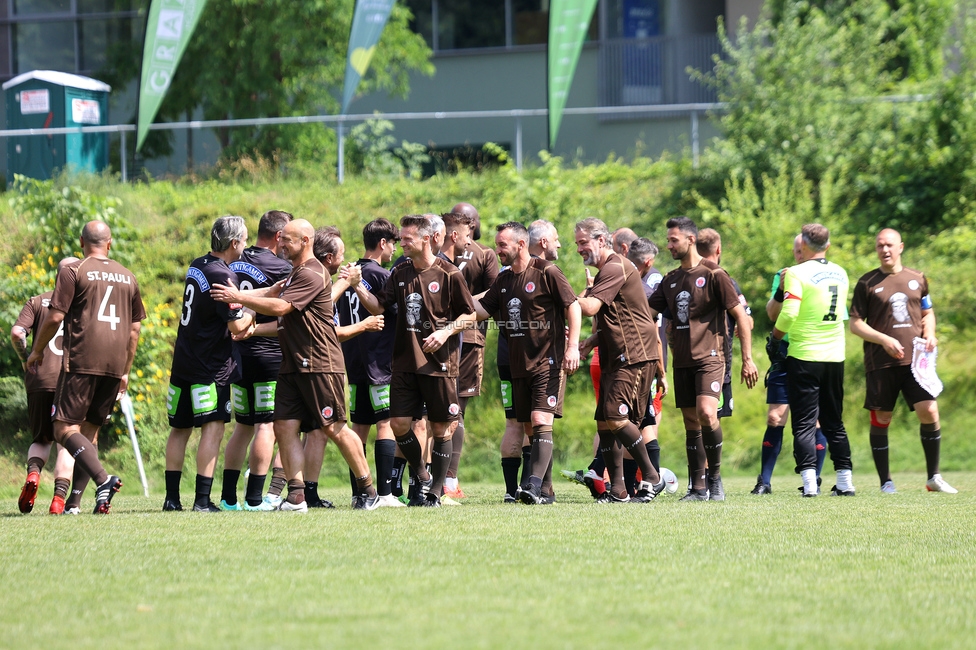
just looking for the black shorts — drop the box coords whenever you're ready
[457,344,484,397]
[349,383,392,425]
[54,372,120,426]
[765,367,789,405]
[511,367,565,423]
[717,381,734,418]
[275,372,346,429]
[864,365,936,412]
[390,372,459,423]
[27,391,55,444]
[595,361,653,426]
[167,375,232,429]
[672,357,724,409]
[231,353,281,425]
[498,364,516,420]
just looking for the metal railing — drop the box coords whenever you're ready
[0,103,724,182]
[598,34,722,117]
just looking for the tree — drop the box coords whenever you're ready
[102,0,433,161]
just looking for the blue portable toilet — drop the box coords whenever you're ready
[4,70,111,183]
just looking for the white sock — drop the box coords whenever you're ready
[836,469,854,491]
[445,477,458,491]
[801,468,818,495]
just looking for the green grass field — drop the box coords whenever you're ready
[2,474,974,649]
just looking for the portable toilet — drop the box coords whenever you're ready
[4,70,111,183]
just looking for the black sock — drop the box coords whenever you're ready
[194,474,213,505]
[305,480,320,504]
[165,470,182,503]
[622,458,638,496]
[686,430,705,491]
[870,425,890,484]
[268,466,286,497]
[395,427,426,477]
[702,424,723,480]
[598,430,625,498]
[221,469,241,505]
[588,451,606,476]
[501,457,521,496]
[519,445,532,486]
[645,439,661,473]
[391,457,407,497]
[760,425,784,485]
[429,438,453,497]
[920,423,941,479]
[375,439,396,497]
[245,473,266,506]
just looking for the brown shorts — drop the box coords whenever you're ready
[512,367,565,423]
[390,372,460,423]
[865,365,935,412]
[274,372,346,430]
[457,344,484,397]
[27,391,55,444]
[672,357,724,409]
[595,361,653,425]
[53,372,120,426]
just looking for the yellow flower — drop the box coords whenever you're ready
[136,369,144,378]
[136,393,145,401]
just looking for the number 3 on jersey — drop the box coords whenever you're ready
[180,284,195,326]
[97,285,121,330]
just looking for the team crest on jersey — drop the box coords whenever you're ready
[618,404,629,415]
[547,395,557,407]
[525,282,536,294]
[428,281,440,294]
[908,280,919,291]
[322,406,334,419]
[448,403,460,416]
[710,381,721,393]
[696,277,706,288]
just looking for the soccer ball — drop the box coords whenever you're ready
[660,467,679,494]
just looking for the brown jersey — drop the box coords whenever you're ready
[850,267,930,372]
[585,252,660,373]
[479,258,577,378]
[14,292,63,393]
[455,241,498,346]
[50,257,146,378]
[647,259,739,369]
[378,256,475,377]
[277,258,345,375]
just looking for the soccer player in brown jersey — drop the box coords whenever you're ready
[849,228,956,494]
[354,215,478,507]
[13,257,79,514]
[474,222,581,504]
[164,216,256,512]
[574,217,668,502]
[27,221,146,514]
[447,202,499,499]
[647,217,759,501]
[696,228,754,420]
[212,220,379,512]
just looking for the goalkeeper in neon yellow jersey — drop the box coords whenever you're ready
[770,224,855,497]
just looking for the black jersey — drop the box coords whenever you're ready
[171,254,245,386]
[336,258,396,385]
[230,246,292,359]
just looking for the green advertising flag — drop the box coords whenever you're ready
[342,0,396,114]
[548,0,598,147]
[137,0,208,151]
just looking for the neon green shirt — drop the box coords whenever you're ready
[774,258,849,362]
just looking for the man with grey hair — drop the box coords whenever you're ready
[528,219,561,261]
[611,227,638,259]
[770,223,854,497]
[575,217,667,502]
[163,215,255,512]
